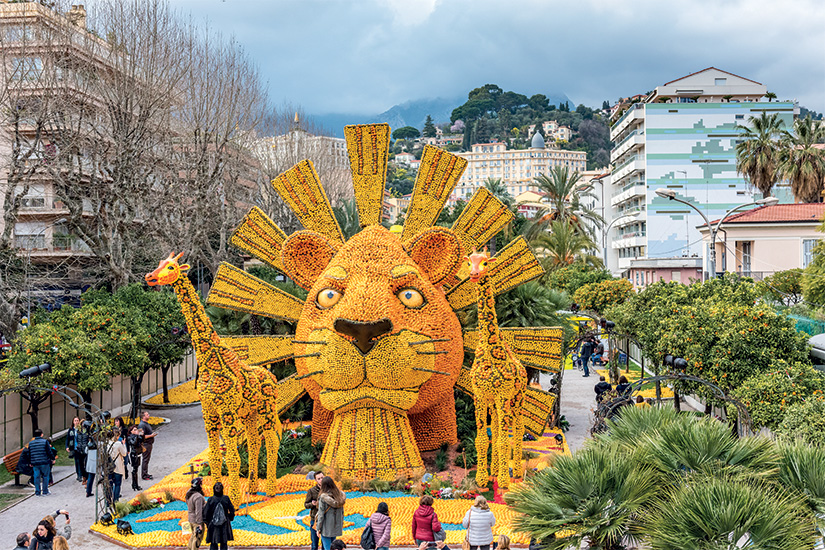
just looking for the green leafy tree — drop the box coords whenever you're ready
[523,166,603,241]
[544,262,613,295]
[391,126,420,140]
[759,268,804,306]
[777,115,825,203]
[735,112,786,197]
[8,301,152,429]
[734,359,825,430]
[483,177,513,208]
[775,398,825,446]
[422,115,437,138]
[534,220,602,271]
[572,279,633,314]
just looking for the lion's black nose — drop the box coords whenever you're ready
[333,318,393,355]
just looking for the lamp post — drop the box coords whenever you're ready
[654,189,778,279]
[603,211,640,268]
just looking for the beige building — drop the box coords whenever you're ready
[697,203,824,280]
[528,120,573,143]
[454,132,587,200]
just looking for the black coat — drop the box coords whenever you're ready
[204,495,235,544]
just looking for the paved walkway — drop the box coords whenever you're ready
[552,364,596,453]
[0,405,209,549]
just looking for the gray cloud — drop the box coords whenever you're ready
[168,0,825,115]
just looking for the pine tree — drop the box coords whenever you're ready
[422,114,437,137]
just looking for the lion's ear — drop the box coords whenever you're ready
[404,227,462,285]
[281,230,340,290]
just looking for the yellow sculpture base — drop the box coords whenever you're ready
[321,406,423,480]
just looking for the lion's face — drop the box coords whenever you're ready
[283,225,463,416]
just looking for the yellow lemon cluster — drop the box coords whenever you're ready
[145,379,200,405]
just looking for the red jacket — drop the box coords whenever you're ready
[412,505,441,541]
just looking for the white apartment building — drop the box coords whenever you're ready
[454,132,587,200]
[607,67,797,275]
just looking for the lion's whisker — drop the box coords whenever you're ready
[295,370,323,380]
[407,338,452,346]
[413,350,449,355]
[293,352,322,359]
[292,340,327,345]
[413,367,451,375]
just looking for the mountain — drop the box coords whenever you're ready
[312,91,574,137]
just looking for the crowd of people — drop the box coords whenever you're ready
[575,335,604,378]
[13,509,72,550]
[178,471,512,550]
[17,410,158,501]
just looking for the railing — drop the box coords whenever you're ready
[612,128,644,152]
[614,154,643,174]
[610,103,644,131]
[614,230,646,241]
[612,181,645,198]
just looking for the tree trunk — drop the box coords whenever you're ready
[704,402,712,416]
[130,372,145,421]
[22,390,50,433]
[161,363,171,404]
[674,391,681,412]
[78,390,93,420]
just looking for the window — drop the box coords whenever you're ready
[715,78,727,86]
[803,239,819,268]
[735,114,744,120]
[14,222,46,249]
[671,271,682,282]
[10,57,43,81]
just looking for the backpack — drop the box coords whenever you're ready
[211,500,227,526]
[360,522,375,550]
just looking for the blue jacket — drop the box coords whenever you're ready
[28,436,55,466]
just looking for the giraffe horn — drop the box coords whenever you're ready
[167,252,176,260]
[174,252,184,262]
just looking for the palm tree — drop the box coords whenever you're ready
[735,112,785,197]
[524,166,604,241]
[507,444,659,550]
[483,177,514,208]
[332,198,361,239]
[594,402,687,451]
[643,475,816,550]
[534,220,602,271]
[778,439,825,544]
[765,91,777,102]
[777,115,825,202]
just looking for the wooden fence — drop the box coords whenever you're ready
[0,353,197,456]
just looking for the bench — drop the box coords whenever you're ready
[2,448,25,486]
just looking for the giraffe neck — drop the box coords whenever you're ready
[170,276,222,369]
[477,275,502,347]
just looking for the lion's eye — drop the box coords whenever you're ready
[316,288,342,309]
[397,288,425,308]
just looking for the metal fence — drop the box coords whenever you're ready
[785,314,825,337]
[0,353,197,456]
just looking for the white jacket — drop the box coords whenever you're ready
[462,507,496,546]
[108,440,127,476]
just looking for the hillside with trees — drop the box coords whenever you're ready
[448,84,610,169]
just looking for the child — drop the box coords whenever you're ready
[367,502,392,550]
[497,534,510,550]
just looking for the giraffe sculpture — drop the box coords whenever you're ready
[145,253,281,504]
[466,249,527,490]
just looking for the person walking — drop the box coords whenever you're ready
[108,431,127,503]
[304,471,325,550]
[315,476,346,550]
[594,376,612,403]
[28,520,55,550]
[186,477,206,550]
[127,425,144,491]
[412,495,446,550]
[85,438,98,498]
[204,482,234,550]
[579,337,594,378]
[462,496,496,550]
[28,429,55,497]
[74,422,89,484]
[366,502,392,550]
[65,418,84,483]
[138,412,156,481]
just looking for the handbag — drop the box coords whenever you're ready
[461,509,472,550]
[360,522,375,550]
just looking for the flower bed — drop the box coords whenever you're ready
[89,442,563,547]
[120,415,168,427]
[145,379,199,406]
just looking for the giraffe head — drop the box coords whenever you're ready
[465,248,496,282]
[145,252,191,286]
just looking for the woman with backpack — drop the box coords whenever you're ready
[65,418,84,483]
[461,496,496,550]
[186,477,206,550]
[412,495,447,550]
[366,502,392,550]
[315,476,346,550]
[203,482,234,550]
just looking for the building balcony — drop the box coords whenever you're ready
[612,232,646,249]
[610,131,645,163]
[610,104,645,141]
[614,208,647,227]
[610,182,646,207]
[611,156,645,186]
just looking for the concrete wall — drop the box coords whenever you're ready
[704,223,822,276]
[0,353,197,456]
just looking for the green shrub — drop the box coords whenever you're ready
[434,443,449,471]
[573,279,633,314]
[776,397,825,445]
[734,360,825,430]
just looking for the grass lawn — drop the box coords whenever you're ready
[0,492,23,509]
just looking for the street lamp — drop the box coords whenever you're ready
[603,210,641,268]
[654,189,778,279]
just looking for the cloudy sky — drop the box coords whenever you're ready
[169,0,825,116]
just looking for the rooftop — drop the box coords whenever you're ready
[704,203,825,226]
